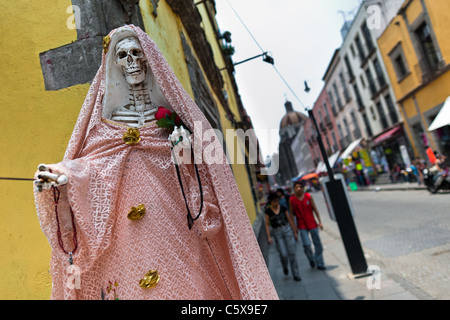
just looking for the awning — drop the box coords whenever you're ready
[291,172,305,182]
[315,161,325,174]
[429,97,450,131]
[373,125,403,145]
[340,138,363,160]
[315,151,341,173]
[300,173,319,181]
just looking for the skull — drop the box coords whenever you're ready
[115,37,147,85]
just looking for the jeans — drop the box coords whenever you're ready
[272,224,299,278]
[299,228,324,268]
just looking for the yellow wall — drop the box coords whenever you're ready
[425,0,450,63]
[0,0,84,299]
[405,0,423,25]
[196,4,258,222]
[1,0,258,299]
[377,14,420,101]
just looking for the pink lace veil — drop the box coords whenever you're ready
[48,25,277,299]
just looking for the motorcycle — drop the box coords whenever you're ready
[423,168,450,193]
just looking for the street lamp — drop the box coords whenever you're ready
[220,52,274,71]
[306,84,369,277]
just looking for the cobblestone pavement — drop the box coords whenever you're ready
[312,189,450,300]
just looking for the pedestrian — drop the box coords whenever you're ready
[276,188,289,213]
[264,192,301,281]
[410,160,420,185]
[289,181,326,270]
[433,154,449,187]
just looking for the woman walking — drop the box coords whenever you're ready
[265,192,301,281]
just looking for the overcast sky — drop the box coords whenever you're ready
[214,0,363,159]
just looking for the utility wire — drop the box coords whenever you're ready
[224,0,308,110]
[224,0,265,53]
[272,65,307,110]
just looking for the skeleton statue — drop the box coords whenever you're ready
[34,35,188,192]
[110,36,156,126]
[33,25,277,300]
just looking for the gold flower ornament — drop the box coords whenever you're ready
[139,270,160,289]
[127,204,146,221]
[123,128,141,145]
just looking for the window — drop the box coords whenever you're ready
[389,42,410,81]
[353,83,364,110]
[337,123,344,139]
[415,22,440,75]
[376,102,389,129]
[344,55,354,80]
[361,21,375,53]
[350,111,361,138]
[331,132,338,151]
[343,117,352,142]
[370,106,376,120]
[355,35,366,63]
[337,123,344,147]
[340,72,350,102]
[385,93,399,124]
[323,102,331,125]
[365,68,377,96]
[360,75,366,88]
[373,58,386,88]
[328,90,337,116]
[395,56,408,77]
[362,113,373,137]
[333,82,343,110]
[325,135,331,154]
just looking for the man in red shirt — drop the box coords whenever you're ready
[289,181,325,270]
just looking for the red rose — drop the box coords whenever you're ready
[155,106,172,120]
[155,106,185,132]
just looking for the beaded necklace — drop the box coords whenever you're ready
[52,186,78,265]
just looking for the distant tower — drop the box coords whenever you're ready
[277,100,308,185]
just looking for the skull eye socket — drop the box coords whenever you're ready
[117,51,127,59]
[131,48,142,56]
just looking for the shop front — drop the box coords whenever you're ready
[370,124,414,173]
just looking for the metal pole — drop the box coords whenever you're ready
[307,108,369,276]
[307,109,334,180]
[219,53,268,71]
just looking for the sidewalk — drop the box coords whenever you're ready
[353,181,427,192]
[267,227,422,300]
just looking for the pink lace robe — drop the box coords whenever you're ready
[34,25,278,300]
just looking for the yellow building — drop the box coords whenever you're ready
[0,0,261,299]
[377,0,450,159]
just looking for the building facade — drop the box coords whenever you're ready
[339,0,409,171]
[377,0,450,159]
[323,49,362,153]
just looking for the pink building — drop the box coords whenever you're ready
[305,86,342,169]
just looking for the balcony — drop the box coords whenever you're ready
[360,46,377,69]
[415,57,447,84]
[370,79,389,101]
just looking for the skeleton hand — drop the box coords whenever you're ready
[169,126,191,149]
[34,164,68,192]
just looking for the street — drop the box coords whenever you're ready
[312,189,450,299]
